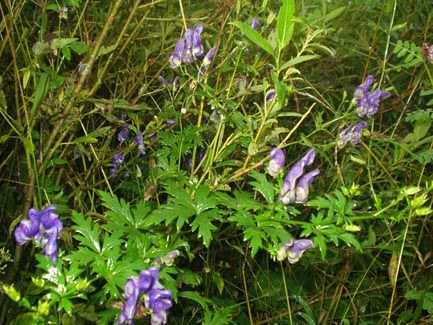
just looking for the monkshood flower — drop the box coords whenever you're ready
[169,24,204,68]
[354,75,390,118]
[146,288,173,325]
[277,239,314,264]
[338,121,368,148]
[111,153,125,176]
[251,18,260,29]
[295,169,320,203]
[118,278,141,325]
[266,89,276,102]
[118,125,130,144]
[14,205,63,263]
[267,148,286,177]
[118,267,172,325]
[134,133,146,156]
[202,47,217,68]
[280,149,317,204]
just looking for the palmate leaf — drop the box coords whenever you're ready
[250,171,275,203]
[98,191,134,227]
[244,227,266,257]
[71,212,101,253]
[191,209,219,247]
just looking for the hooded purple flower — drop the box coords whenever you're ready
[295,169,320,203]
[118,125,130,144]
[277,239,314,263]
[266,89,276,102]
[118,267,172,325]
[354,75,390,118]
[138,267,159,293]
[14,219,40,245]
[251,18,260,30]
[14,205,62,263]
[169,39,185,68]
[111,153,125,176]
[267,148,286,177]
[338,121,368,148]
[280,149,318,204]
[202,47,217,68]
[146,288,173,325]
[169,24,204,68]
[134,133,146,156]
[118,278,140,325]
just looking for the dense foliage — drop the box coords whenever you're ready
[1,0,433,324]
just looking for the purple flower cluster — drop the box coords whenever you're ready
[111,153,125,176]
[338,121,368,148]
[354,75,390,118]
[169,24,217,69]
[277,239,314,264]
[134,132,146,156]
[117,125,130,145]
[279,149,320,204]
[118,267,172,325]
[14,205,63,263]
[267,148,285,177]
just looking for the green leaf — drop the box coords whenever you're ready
[277,0,295,50]
[244,227,265,256]
[280,54,320,70]
[179,291,212,309]
[70,41,89,55]
[71,212,101,253]
[50,38,78,50]
[31,72,49,113]
[191,210,218,247]
[249,171,274,203]
[232,21,274,55]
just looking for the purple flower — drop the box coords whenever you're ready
[146,288,173,325]
[354,75,390,118]
[190,24,204,58]
[169,24,205,68]
[280,149,318,204]
[14,205,62,263]
[251,18,260,30]
[267,148,286,177]
[338,121,368,148]
[266,89,276,102]
[111,153,125,176]
[202,47,217,68]
[134,133,146,156]
[117,125,130,144]
[277,239,314,263]
[295,169,320,203]
[118,278,140,325]
[14,219,40,245]
[138,267,159,293]
[118,268,172,325]
[169,39,185,68]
